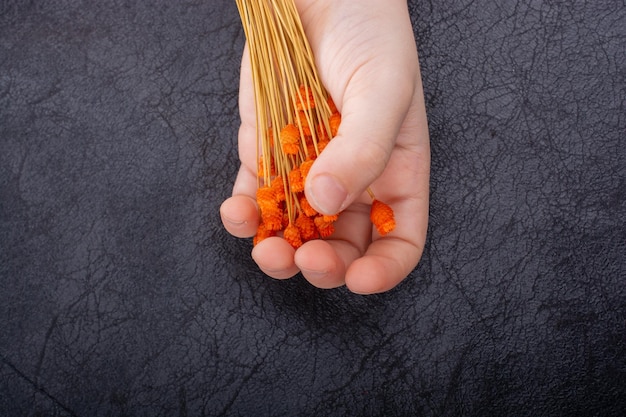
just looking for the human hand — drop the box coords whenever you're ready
[220,0,430,294]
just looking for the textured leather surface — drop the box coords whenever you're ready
[1,1,625,415]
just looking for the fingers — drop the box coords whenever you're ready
[252,237,300,279]
[294,240,347,288]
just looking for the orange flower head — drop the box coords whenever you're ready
[256,186,276,207]
[253,223,276,246]
[295,213,318,241]
[257,155,276,178]
[306,142,318,159]
[280,124,300,155]
[270,176,286,202]
[316,122,330,142]
[317,139,329,154]
[283,223,303,249]
[288,166,304,193]
[322,214,339,223]
[370,199,396,235]
[256,186,283,231]
[299,195,318,217]
[296,111,312,136]
[296,85,315,111]
[299,159,314,181]
[314,215,335,238]
[261,205,283,231]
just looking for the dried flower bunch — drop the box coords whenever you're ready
[235,0,395,249]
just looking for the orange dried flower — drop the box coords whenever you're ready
[258,155,276,177]
[299,195,318,217]
[270,176,286,202]
[329,112,341,137]
[253,223,276,246]
[316,122,330,142]
[262,206,283,231]
[280,124,300,155]
[305,142,318,159]
[256,186,276,207]
[296,111,312,136]
[296,85,315,111]
[370,199,396,235]
[295,213,318,241]
[283,223,303,248]
[282,211,290,229]
[288,166,304,193]
[302,136,313,159]
[299,159,313,181]
[314,215,335,238]
[322,214,339,223]
[256,187,283,231]
[317,139,329,154]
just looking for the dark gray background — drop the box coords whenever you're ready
[1,1,625,416]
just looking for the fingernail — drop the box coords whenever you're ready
[309,174,348,215]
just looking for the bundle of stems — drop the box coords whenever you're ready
[235,0,395,249]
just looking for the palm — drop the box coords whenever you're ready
[221,0,430,294]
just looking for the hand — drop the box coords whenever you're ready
[220,0,430,294]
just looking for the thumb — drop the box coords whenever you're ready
[304,66,415,215]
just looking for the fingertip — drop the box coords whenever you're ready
[344,256,403,295]
[220,195,259,238]
[251,237,299,279]
[295,240,346,289]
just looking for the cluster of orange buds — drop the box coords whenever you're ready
[254,85,396,249]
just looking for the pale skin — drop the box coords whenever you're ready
[220,0,430,294]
